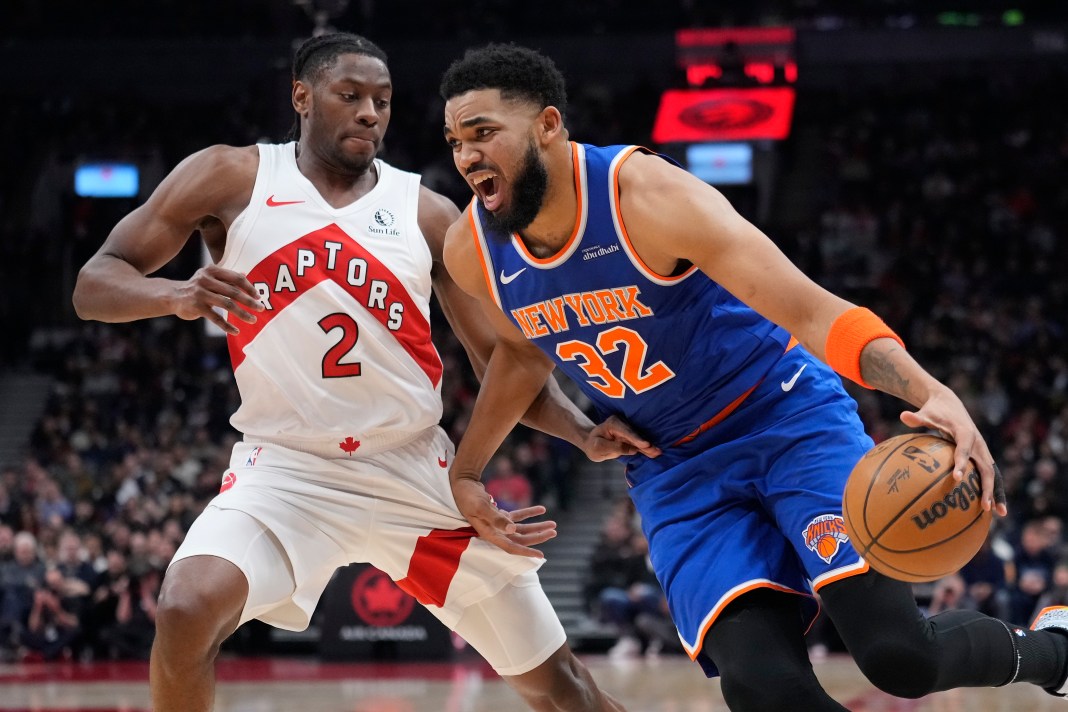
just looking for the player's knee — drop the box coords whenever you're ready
[155,565,245,656]
[852,641,939,699]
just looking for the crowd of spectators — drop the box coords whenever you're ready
[2,14,1066,662]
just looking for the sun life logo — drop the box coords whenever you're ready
[369,208,400,236]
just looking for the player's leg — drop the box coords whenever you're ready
[447,570,625,711]
[702,588,847,712]
[151,555,247,711]
[152,507,296,712]
[820,568,1068,698]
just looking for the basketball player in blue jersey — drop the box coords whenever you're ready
[72,33,647,712]
[438,43,1068,710]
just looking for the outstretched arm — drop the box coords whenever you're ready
[616,151,1003,515]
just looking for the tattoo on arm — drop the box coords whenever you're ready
[861,344,914,402]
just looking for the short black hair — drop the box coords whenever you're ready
[439,43,567,118]
[292,32,388,84]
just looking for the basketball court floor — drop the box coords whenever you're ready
[0,653,1058,711]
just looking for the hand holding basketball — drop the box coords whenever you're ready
[842,433,993,583]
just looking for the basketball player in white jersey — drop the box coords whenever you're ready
[72,33,653,712]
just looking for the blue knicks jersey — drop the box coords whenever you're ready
[472,143,792,446]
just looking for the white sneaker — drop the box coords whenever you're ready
[1031,606,1068,697]
[608,635,641,659]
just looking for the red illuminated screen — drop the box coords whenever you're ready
[652,88,795,143]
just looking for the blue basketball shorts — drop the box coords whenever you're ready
[625,345,874,676]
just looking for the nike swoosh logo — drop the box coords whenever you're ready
[266,195,305,207]
[781,363,808,392]
[500,268,526,284]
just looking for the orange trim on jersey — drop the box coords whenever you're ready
[469,207,498,303]
[673,381,759,446]
[671,338,800,447]
[812,561,870,592]
[511,141,584,265]
[613,146,698,283]
[688,582,813,661]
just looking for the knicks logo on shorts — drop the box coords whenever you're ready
[220,471,237,493]
[802,514,849,564]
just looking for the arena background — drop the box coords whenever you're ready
[0,2,1066,709]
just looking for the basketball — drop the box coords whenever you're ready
[842,433,992,583]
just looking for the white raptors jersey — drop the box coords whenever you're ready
[218,142,443,447]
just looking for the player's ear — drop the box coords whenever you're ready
[292,80,311,117]
[537,106,564,144]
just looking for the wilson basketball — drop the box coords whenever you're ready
[842,433,992,583]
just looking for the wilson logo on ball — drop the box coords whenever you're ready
[911,470,982,530]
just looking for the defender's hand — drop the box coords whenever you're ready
[450,477,556,558]
[583,415,662,462]
[172,264,264,335]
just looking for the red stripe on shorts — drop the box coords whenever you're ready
[395,527,476,607]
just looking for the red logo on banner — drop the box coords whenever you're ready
[652,88,795,143]
[351,567,415,627]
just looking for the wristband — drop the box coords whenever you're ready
[825,307,904,389]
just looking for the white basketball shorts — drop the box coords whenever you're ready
[170,426,565,675]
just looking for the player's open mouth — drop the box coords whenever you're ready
[472,172,502,211]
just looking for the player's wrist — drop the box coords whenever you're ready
[826,307,905,389]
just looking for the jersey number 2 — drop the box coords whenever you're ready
[319,313,362,378]
[556,326,674,398]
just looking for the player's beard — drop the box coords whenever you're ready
[483,139,548,237]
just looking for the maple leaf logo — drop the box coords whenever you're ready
[351,567,415,626]
[363,576,406,615]
[339,436,361,455]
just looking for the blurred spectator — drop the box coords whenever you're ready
[0,482,16,527]
[99,566,159,660]
[959,532,1013,620]
[0,532,46,651]
[53,530,96,605]
[483,456,534,512]
[19,566,81,661]
[1034,560,1068,614]
[584,506,667,658]
[1010,519,1057,622]
[0,525,13,564]
[926,574,972,615]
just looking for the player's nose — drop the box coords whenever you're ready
[353,97,378,125]
[456,142,482,171]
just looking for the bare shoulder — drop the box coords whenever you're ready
[150,144,259,220]
[176,144,258,182]
[616,148,736,255]
[617,149,704,201]
[417,185,461,262]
